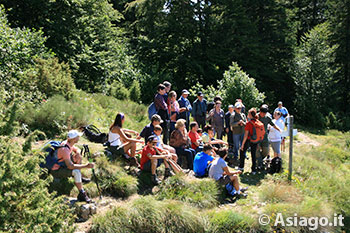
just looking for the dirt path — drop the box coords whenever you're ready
[295,132,321,147]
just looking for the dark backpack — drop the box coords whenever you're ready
[40,141,69,170]
[269,157,282,174]
[82,125,107,144]
[250,120,265,144]
[148,102,157,120]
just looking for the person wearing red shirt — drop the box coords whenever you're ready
[140,135,183,185]
[239,108,260,174]
[188,122,203,153]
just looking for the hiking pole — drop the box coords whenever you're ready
[83,144,102,200]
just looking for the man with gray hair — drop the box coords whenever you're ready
[50,130,94,203]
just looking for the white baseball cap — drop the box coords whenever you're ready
[67,130,83,139]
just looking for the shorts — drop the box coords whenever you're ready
[142,159,163,172]
[217,175,231,186]
[108,145,125,160]
[50,167,73,178]
[270,141,281,154]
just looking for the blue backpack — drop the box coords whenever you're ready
[148,102,157,120]
[40,141,69,170]
[226,183,237,196]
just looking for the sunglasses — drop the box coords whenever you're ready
[151,142,157,145]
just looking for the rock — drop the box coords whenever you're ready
[76,203,98,222]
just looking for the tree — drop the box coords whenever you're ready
[292,22,338,127]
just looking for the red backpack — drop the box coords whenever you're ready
[250,119,265,144]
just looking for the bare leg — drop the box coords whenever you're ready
[163,145,176,154]
[123,141,137,157]
[151,159,157,175]
[171,153,178,163]
[75,182,83,190]
[163,159,170,169]
[230,175,240,191]
[166,159,184,174]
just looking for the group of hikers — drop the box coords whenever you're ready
[49,81,289,203]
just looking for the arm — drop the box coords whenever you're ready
[116,127,144,144]
[60,149,93,170]
[223,166,242,176]
[191,101,197,116]
[123,128,139,136]
[210,139,228,145]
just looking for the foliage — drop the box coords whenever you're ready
[129,79,141,102]
[90,196,209,233]
[156,175,220,208]
[292,22,338,128]
[94,156,138,198]
[219,62,265,110]
[109,80,129,100]
[0,137,74,232]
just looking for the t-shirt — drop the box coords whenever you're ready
[202,132,210,143]
[155,135,163,149]
[140,145,156,170]
[268,119,285,142]
[193,152,214,177]
[188,131,201,149]
[259,113,275,142]
[209,157,227,180]
[51,142,74,170]
[140,123,155,143]
[274,107,289,122]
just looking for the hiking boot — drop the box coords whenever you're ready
[164,168,175,179]
[82,177,91,184]
[237,193,248,199]
[240,187,248,193]
[77,190,92,203]
[151,174,161,185]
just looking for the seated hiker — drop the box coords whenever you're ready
[153,125,177,162]
[188,121,203,153]
[209,148,248,198]
[50,130,94,203]
[193,144,215,178]
[169,119,196,170]
[138,114,162,143]
[140,135,183,185]
[107,113,144,166]
[197,128,203,137]
[202,125,228,149]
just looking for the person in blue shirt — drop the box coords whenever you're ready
[193,144,215,177]
[178,89,192,131]
[274,101,289,123]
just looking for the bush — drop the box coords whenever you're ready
[27,58,76,100]
[156,175,220,208]
[19,95,90,138]
[218,62,265,110]
[94,157,138,198]
[109,81,129,100]
[90,196,209,233]
[0,137,74,232]
[129,80,141,102]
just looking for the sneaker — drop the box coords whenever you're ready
[240,187,248,193]
[164,168,175,178]
[77,190,92,203]
[82,177,91,184]
[151,174,161,185]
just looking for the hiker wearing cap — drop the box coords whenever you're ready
[230,102,247,160]
[257,104,281,170]
[192,91,207,129]
[108,113,144,166]
[225,105,234,156]
[207,101,225,139]
[169,119,196,170]
[274,101,289,123]
[141,135,183,185]
[178,89,192,131]
[154,84,170,144]
[50,130,94,203]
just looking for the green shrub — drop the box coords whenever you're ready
[156,174,219,208]
[90,196,209,233]
[0,137,74,232]
[129,80,141,102]
[94,157,138,198]
[109,81,129,100]
[20,95,90,137]
[207,209,260,233]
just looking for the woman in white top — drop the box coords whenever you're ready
[268,111,285,158]
[108,113,144,163]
